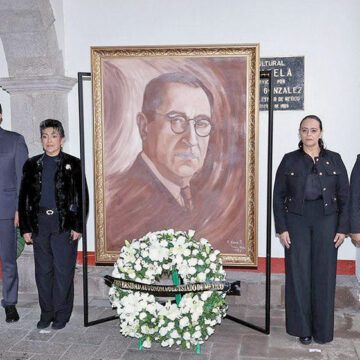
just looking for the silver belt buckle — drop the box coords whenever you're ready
[46,209,54,215]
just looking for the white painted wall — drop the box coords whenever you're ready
[0,39,11,130]
[9,0,360,262]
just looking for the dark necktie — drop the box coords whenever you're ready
[180,186,193,211]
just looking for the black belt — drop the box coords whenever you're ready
[39,207,58,215]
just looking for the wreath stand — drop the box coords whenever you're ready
[77,70,274,336]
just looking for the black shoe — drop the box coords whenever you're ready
[51,321,66,330]
[37,319,53,329]
[299,336,312,345]
[314,339,329,344]
[5,305,19,323]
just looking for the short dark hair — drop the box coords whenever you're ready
[298,114,324,149]
[141,72,214,117]
[40,119,65,138]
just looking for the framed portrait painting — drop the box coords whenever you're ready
[91,44,259,266]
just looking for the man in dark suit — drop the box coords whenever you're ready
[106,72,214,249]
[0,104,28,322]
[350,155,360,245]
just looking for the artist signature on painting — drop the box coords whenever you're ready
[227,239,245,251]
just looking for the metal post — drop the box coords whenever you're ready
[77,72,118,327]
[225,70,273,335]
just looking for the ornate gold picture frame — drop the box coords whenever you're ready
[91,44,259,266]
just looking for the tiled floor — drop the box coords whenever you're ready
[0,293,359,359]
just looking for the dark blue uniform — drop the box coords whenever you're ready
[273,148,349,343]
[350,155,360,233]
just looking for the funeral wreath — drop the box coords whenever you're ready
[109,229,228,349]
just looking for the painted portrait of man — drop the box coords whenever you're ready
[92,46,259,265]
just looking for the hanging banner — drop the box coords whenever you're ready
[260,56,304,111]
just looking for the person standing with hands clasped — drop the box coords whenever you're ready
[19,119,88,330]
[273,115,349,345]
[0,104,28,323]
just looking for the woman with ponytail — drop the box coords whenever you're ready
[273,115,349,345]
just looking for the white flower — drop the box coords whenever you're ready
[177,264,189,277]
[207,327,215,336]
[134,263,142,271]
[209,253,217,262]
[109,287,115,296]
[65,164,71,170]
[159,327,168,336]
[131,241,140,250]
[176,236,186,244]
[121,293,142,316]
[143,337,152,348]
[201,291,212,301]
[179,316,190,329]
[148,233,157,242]
[141,324,149,333]
[183,332,191,340]
[161,340,169,347]
[175,255,183,265]
[200,238,208,245]
[197,273,206,282]
[188,267,196,275]
[170,330,180,338]
[183,249,191,257]
[188,258,197,267]
[149,241,169,262]
[193,330,201,339]
[167,338,174,347]
[188,229,195,237]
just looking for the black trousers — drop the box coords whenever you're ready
[285,200,338,343]
[33,214,78,323]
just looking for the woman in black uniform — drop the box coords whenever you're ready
[273,115,349,345]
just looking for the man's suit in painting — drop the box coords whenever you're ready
[106,155,193,250]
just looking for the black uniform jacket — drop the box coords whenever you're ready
[18,151,88,236]
[273,149,349,235]
[350,154,360,233]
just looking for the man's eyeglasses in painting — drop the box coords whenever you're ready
[152,111,212,137]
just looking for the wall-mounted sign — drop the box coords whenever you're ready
[260,56,304,111]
